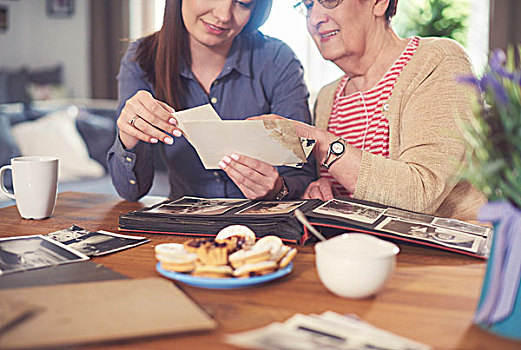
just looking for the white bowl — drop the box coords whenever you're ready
[315,233,399,298]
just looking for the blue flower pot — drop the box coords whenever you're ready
[474,201,521,340]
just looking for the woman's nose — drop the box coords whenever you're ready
[307,3,329,29]
[212,0,234,23]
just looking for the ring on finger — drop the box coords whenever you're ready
[129,115,140,126]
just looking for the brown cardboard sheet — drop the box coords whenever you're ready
[0,277,217,349]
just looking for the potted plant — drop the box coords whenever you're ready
[460,47,521,340]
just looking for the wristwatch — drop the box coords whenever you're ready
[274,177,289,201]
[321,137,347,169]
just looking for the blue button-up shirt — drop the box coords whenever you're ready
[107,31,317,201]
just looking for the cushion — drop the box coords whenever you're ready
[0,116,21,189]
[27,83,67,101]
[6,69,30,105]
[11,109,105,182]
[0,72,9,104]
[75,111,116,171]
[27,65,62,85]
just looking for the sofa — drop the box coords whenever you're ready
[0,99,169,208]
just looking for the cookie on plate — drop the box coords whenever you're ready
[279,247,297,269]
[215,225,256,249]
[191,264,233,278]
[155,243,197,273]
[232,261,278,278]
[228,245,271,269]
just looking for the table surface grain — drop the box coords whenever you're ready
[0,192,519,350]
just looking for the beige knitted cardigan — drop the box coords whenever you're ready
[313,38,486,220]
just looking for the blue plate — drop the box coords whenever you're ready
[156,262,293,289]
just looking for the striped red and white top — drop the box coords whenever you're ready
[320,37,420,197]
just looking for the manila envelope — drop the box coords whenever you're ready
[174,104,307,169]
[0,277,217,349]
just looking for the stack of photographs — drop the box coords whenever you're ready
[0,225,149,276]
[119,196,322,244]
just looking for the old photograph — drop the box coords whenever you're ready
[236,201,305,215]
[0,235,88,275]
[313,199,385,224]
[375,217,484,253]
[168,196,248,207]
[432,218,491,237]
[383,208,435,224]
[46,226,149,257]
[148,196,248,216]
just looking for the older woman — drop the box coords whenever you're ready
[107,0,316,202]
[222,0,485,220]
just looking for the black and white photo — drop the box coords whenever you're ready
[383,208,434,224]
[45,225,149,257]
[375,217,484,253]
[432,217,490,237]
[0,235,88,275]
[148,196,247,216]
[236,201,305,215]
[313,199,385,224]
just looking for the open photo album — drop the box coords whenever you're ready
[118,196,492,259]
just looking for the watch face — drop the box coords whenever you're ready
[331,140,346,155]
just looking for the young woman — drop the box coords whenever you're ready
[108,0,316,201]
[223,0,485,220]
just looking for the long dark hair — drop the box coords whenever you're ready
[386,0,398,22]
[135,0,272,111]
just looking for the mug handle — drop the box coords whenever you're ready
[0,165,16,199]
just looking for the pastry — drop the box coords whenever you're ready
[228,245,271,268]
[191,264,233,278]
[279,247,297,268]
[196,241,229,265]
[183,237,214,253]
[155,243,197,272]
[232,261,278,278]
[215,225,256,249]
[254,235,285,260]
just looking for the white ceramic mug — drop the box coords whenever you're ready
[0,156,59,219]
[315,233,400,298]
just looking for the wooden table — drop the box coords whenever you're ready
[0,192,519,349]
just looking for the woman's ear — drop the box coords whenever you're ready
[372,0,390,17]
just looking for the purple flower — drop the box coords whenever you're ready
[482,72,509,106]
[489,49,516,81]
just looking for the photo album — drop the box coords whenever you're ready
[118,196,492,259]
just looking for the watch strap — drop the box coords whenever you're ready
[321,137,346,169]
[274,177,289,200]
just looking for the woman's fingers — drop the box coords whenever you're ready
[302,178,334,201]
[117,91,182,148]
[219,154,280,199]
[130,91,178,133]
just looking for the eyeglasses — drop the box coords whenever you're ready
[292,0,344,17]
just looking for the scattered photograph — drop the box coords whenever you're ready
[375,217,483,253]
[313,199,385,224]
[147,196,248,216]
[45,225,149,257]
[235,201,306,215]
[383,208,434,224]
[432,217,491,237]
[0,235,88,276]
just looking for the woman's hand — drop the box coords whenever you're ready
[218,153,283,200]
[116,90,183,149]
[248,114,336,165]
[302,178,334,201]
